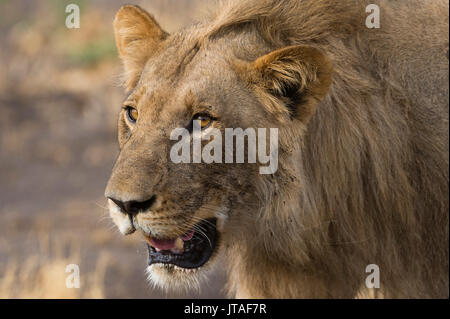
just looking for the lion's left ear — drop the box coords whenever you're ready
[242,45,333,123]
[114,5,168,90]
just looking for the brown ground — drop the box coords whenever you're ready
[0,0,226,298]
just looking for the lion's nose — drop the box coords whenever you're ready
[108,195,157,215]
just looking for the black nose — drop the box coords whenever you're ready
[108,195,157,215]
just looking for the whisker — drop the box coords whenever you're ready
[93,201,110,211]
[192,226,212,248]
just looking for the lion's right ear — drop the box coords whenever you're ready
[114,5,168,90]
[237,45,333,124]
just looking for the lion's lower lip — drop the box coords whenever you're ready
[146,218,218,269]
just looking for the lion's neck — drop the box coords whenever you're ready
[226,165,324,297]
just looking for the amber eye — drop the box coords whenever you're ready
[125,106,138,123]
[192,113,213,130]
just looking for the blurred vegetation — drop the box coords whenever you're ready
[67,36,117,66]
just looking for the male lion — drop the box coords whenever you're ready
[105,0,449,298]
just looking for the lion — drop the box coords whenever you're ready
[105,0,449,298]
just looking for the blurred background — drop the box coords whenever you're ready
[0,0,227,298]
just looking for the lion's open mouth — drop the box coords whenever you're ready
[145,218,218,269]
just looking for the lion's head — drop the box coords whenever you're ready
[105,5,332,291]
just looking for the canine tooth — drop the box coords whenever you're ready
[175,237,184,250]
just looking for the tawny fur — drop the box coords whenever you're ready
[106,0,449,298]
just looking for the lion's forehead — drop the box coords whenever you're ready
[136,49,240,115]
[142,28,245,82]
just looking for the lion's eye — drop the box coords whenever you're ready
[192,113,213,129]
[125,106,138,123]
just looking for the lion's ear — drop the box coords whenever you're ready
[113,5,168,90]
[245,45,333,123]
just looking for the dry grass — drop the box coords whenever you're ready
[0,234,110,299]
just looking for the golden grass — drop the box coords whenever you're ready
[0,234,110,299]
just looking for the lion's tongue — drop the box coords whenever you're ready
[148,230,195,251]
[148,237,177,251]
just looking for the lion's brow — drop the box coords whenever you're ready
[124,86,144,103]
[125,90,135,101]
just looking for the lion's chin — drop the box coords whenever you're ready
[146,261,217,292]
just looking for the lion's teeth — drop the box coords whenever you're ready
[169,238,184,254]
[175,237,184,250]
